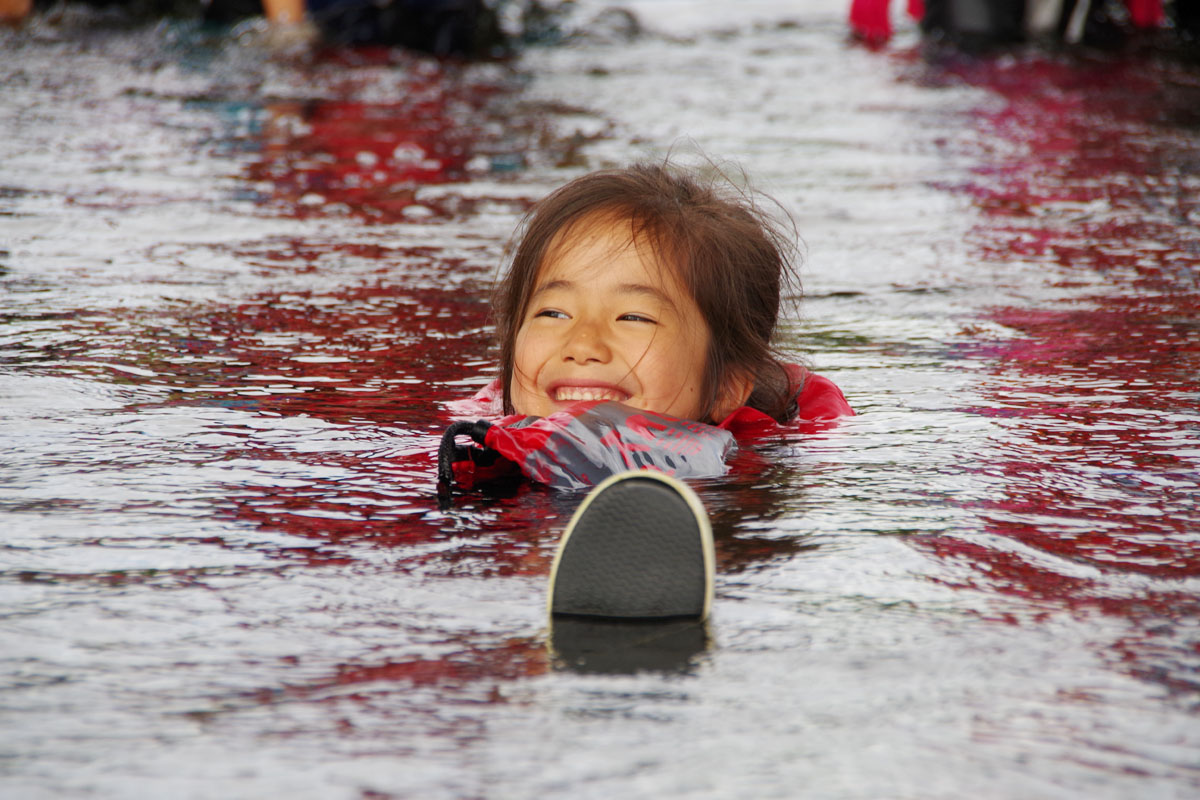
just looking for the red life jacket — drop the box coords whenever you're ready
[438,365,853,492]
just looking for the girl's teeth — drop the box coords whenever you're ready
[555,388,621,402]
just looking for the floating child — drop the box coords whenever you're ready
[439,161,853,493]
[439,161,854,622]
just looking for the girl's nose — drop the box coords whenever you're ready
[561,319,611,364]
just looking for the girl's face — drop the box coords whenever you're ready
[510,218,713,421]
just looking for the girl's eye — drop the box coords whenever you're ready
[618,313,656,324]
[534,309,568,320]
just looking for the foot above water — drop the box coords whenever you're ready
[547,470,715,621]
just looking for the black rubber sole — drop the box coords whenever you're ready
[548,470,714,620]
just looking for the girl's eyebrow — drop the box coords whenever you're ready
[532,279,676,309]
[618,282,677,310]
[531,278,574,297]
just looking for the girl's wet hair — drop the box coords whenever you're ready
[494,161,802,423]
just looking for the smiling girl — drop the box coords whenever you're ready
[442,163,852,616]
[492,162,852,427]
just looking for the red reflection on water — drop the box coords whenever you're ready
[329,638,546,689]
[243,52,516,223]
[234,637,550,717]
[906,51,1200,692]
[183,279,492,424]
[251,99,468,222]
[968,298,1200,575]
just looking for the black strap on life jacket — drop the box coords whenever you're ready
[436,418,493,488]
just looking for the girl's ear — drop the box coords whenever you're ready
[712,369,754,422]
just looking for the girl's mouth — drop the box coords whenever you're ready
[551,385,630,403]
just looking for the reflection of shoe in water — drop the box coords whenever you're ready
[548,470,714,620]
[549,617,709,675]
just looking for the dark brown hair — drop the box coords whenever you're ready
[493,161,802,423]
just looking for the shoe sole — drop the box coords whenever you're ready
[547,470,714,620]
